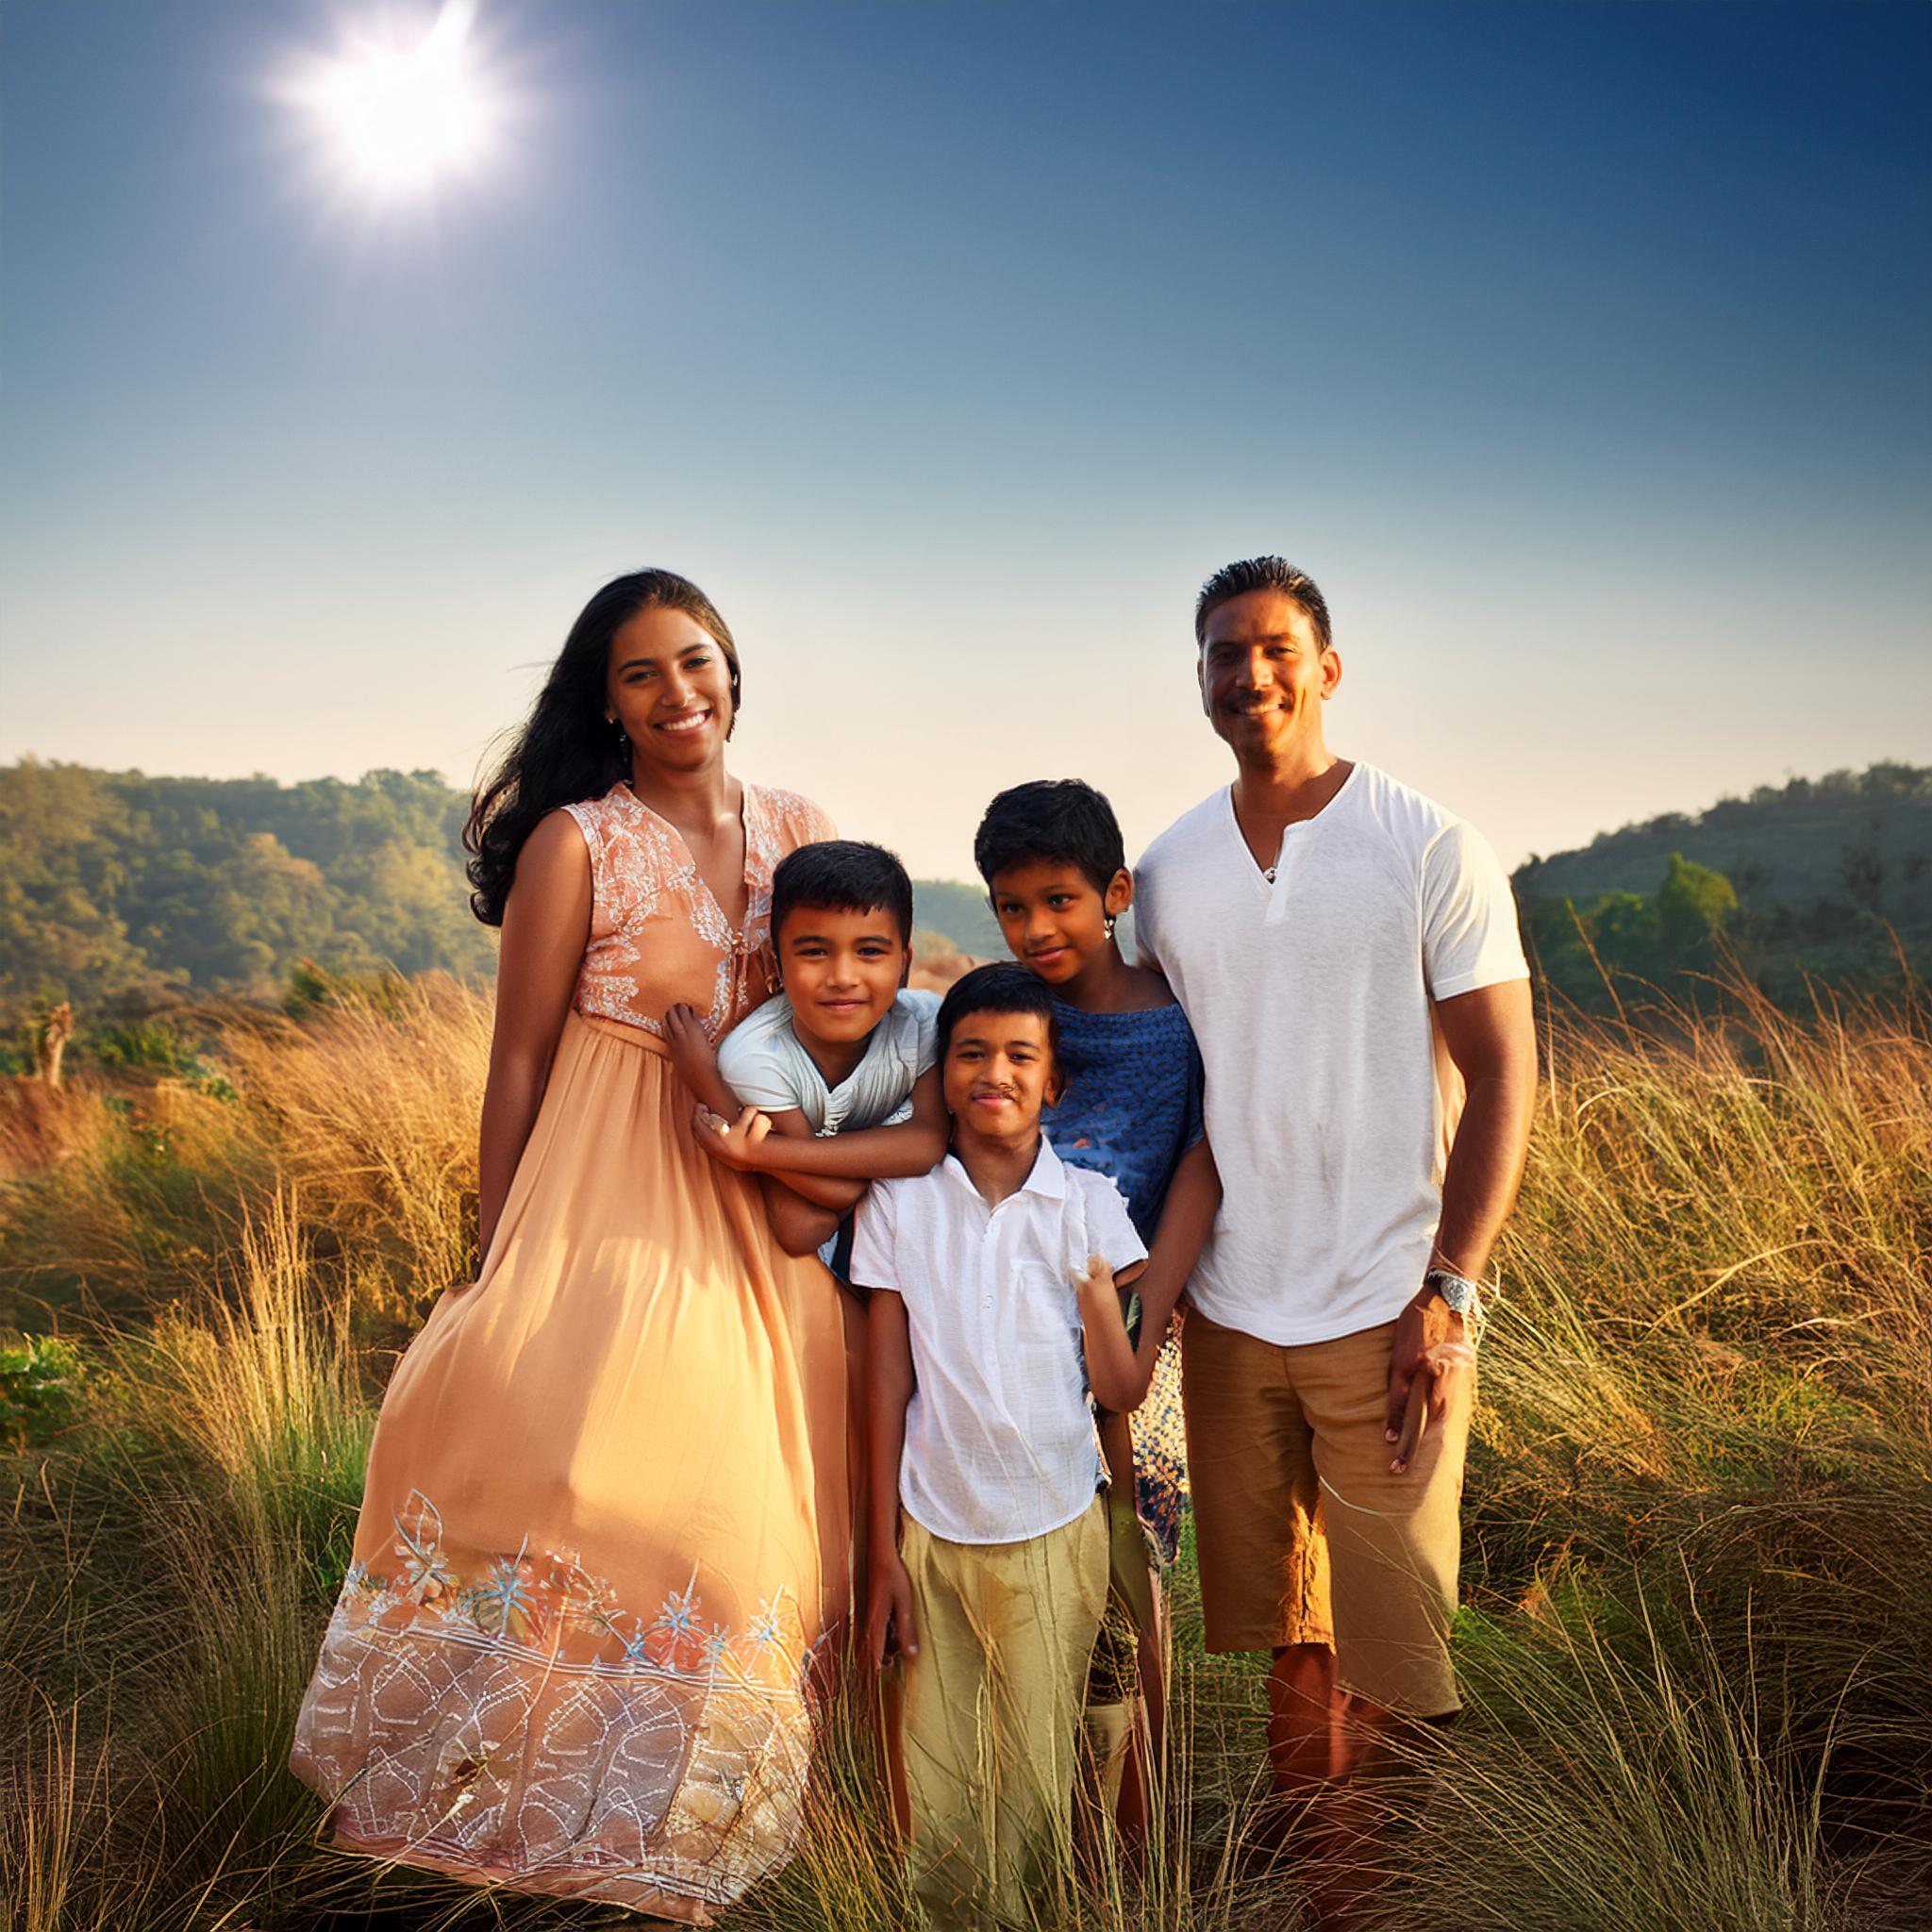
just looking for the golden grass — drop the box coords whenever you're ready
[220,974,493,1311]
[1,971,1928,1926]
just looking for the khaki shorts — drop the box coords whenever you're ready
[1180,1308,1469,1717]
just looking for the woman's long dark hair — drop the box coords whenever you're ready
[464,569,742,926]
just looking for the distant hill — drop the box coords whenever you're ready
[8,758,1924,1026]
[0,761,497,1019]
[1513,762,1932,1004]
[907,879,1003,958]
[0,760,1010,1022]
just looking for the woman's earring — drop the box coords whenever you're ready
[1104,916,1118,940]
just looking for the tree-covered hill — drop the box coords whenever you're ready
[0,760,497,1017]
[8,758,1927,1024]
[1513,762,1932,1003]
[0,760,1008,1021]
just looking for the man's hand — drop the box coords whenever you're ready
[865,1553,918,1668]
[1383,1290,1476,1475]
[693,1103,774,1172]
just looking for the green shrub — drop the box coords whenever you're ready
[0,1335,88,1449]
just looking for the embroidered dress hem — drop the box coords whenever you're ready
[292,991,854,1912]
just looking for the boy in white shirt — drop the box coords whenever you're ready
[672,840,948,1257]
[853,964,1149,1927]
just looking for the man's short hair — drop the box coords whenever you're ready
[1194,557,1333,654]
[771,840,914,946]
[973,779,1126,896]
[935,962,1060,1064]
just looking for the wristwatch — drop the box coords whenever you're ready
[1424,1267,1486,1343]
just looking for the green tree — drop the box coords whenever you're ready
[1657,853,1739,958]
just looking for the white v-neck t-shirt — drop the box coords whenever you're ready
[1134,761,1526,1347]
[850,1139,1145,1545]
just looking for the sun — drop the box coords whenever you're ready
[288,2,498,198]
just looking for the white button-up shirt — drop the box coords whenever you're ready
[851,1138,1145,1545]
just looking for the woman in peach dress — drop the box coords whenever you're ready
[291,570,854,1921]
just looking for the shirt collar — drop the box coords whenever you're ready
[941,1134,1067,1206]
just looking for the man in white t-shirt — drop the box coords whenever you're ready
[1133,557,1537,1920]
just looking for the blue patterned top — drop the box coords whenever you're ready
[1042,995,1204,1566]
[1043,998,1205,1243]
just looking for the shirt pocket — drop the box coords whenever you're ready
[1007,1259,1084,1407]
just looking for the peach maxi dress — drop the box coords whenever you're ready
[291,781,854,1922]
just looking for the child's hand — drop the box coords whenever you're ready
[1074,1256,1146,1413]
[865,1553,918,1668]
[664,1003,715,1085]
[1073,1254,1118,1308]
[693,1103,774,1171]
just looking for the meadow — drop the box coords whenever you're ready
[2,970,1928,1931]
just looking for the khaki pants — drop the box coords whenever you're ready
[896,1499,1108,1928]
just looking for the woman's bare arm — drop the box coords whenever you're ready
[476,812,591,1258]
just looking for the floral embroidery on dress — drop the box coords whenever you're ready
[295,1492,821,1910]
[564,785,832,1041]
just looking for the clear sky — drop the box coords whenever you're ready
[3,1,1928,879]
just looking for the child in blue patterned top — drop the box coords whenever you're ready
[974,777,1221,1848]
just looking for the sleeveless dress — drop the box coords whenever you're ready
[291,781,854,1924]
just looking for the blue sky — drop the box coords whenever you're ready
[3,1,1927,878]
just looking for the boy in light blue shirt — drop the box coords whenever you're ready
[670,840,948,1257]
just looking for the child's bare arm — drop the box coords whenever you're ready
[751,1108,872,1212]
[1131,1139,1221,1368]
[696,1068,948,1183]
[663,1004,743,1120]
[1074,1254,1147,1412]
[761,1177,849,1257]
[865,1290,919,1666]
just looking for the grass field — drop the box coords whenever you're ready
[3,973,1929,1930]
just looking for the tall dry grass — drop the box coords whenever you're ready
[0,974,491,1332]
[220,975,492,1314]
[2,972,1928,1926]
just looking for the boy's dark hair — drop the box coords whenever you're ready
[771,841,914,945]
[973,779,1126,896]
[1194,557,1333,654]
[936,963,1060,1064]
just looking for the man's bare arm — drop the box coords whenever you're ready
[1385,977,1537,1472]
[1430,977,1538,1281]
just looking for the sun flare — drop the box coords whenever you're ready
[289,1,497,198]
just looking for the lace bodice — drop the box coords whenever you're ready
[563,781,835,1041]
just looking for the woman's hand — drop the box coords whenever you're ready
[865,1552,918,1668]
[693,1103,775,1171]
